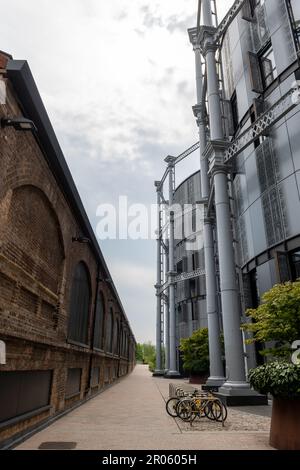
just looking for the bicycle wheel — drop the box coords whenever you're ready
[166,397,180,417]
[176,398,193,421]
[205,401,228,422]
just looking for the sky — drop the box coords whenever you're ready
[0,0,231,344]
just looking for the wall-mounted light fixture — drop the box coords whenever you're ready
[72,236,91,244]
[1,117,37,132]
[97,277,112,284]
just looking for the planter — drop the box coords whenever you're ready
[189,374,209,385]
[270,397,300,450]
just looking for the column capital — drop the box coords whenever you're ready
[164,155,176,167]
[154,180,161,189]
[192,104,208,126]
[203,140,231,175]
[198,25,218,55]
[188,27,199,48]
[168,271,177,284]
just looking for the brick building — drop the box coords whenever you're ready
[0,51,136,449]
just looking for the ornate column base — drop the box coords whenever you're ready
[152,370,165,377]
[216,382,268,406]
[164,370,181,378]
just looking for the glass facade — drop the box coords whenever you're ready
[220,0,300,309]
[172,172,208,358]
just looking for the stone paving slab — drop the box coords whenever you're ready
[16,365,273,450]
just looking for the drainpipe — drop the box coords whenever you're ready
[165,157,180,377]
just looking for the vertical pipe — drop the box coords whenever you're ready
[154,183,163,375]
[166,161,180,377]
[164,239,170,372]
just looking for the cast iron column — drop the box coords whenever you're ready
[189,27,225,386]
[165,157,180,377]
[201,0,249,392]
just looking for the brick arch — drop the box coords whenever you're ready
[105,305,114,353]
[1,184,65,294]
[68,261,92,345]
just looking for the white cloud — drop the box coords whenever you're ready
[0,0,233,343]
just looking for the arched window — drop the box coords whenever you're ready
[105,308,114,353]
[93,292,105,349]
[113,318,119,354]
[68,262,91,345]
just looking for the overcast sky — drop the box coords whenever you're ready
[1,0,231,344]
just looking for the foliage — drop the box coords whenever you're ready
[242,281,300,359]
[248,361,300,398]
[135,343,144,363]
[179,328,210,375]
[135,342,157,371]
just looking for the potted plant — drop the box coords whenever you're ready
[179,328,210,384]
[248,362,300,450]
[242,281,300,450]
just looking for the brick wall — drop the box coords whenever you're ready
[0,52,135,448]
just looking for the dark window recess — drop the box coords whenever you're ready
[260,45,277,88]
[182,256,188,273]
[106,308,114,353]
[242,0,263,21]
[182,303,188,323]
[176,260,183,274]
[184,280,190,298]
[190,279,196,298]
[192,253,196,271]
[253,97,265,118]
[192,208,197,233]
[249,52,264,94]
[68,262,91,345]
[242,0,256,21]
[275,251,292,283]
[291,250,300,280]
[191,301,197,321]
[66,368,81,398]
[288,0,300,50]
[0,370,52,424]
[93,292,105,349]
[91,367,100,387]
[230,91,239,133]
[249,269,259,308]
[178,305,183,323]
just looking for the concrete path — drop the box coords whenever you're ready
[16,365,272,450]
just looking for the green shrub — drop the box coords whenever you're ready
[248,361,300,398]
[242,281,300,359]
[179,328,210,375]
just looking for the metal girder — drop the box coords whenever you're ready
[157,281,169,296]
[175,141,200,165]
[224,88,298,164]
[157,268,206,295]
[213,0,246,45]
[175,268,206,282]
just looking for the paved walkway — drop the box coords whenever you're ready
[16,365,272,450]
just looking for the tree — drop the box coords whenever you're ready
[135,342,157,370]
[242,281,300,359]
[135,343,144,363]
[179,328,210,375]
